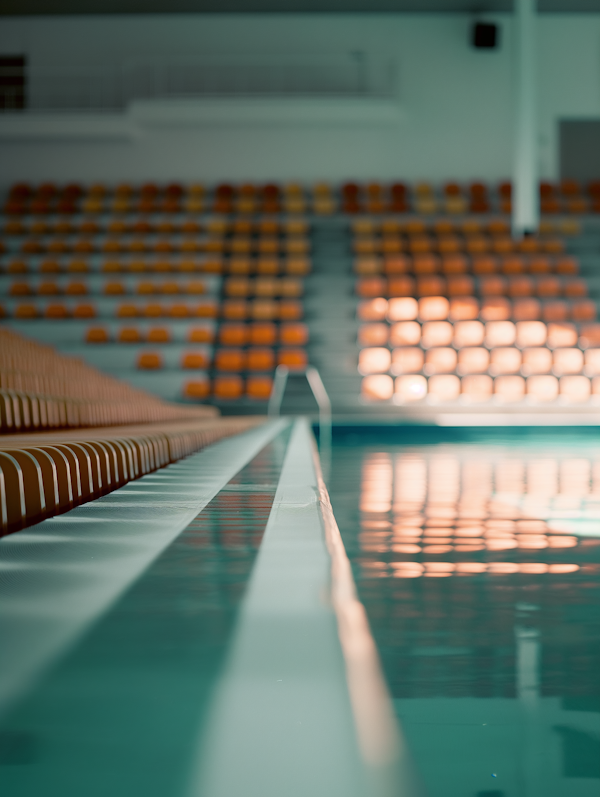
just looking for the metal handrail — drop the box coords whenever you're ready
[268,365,332,478]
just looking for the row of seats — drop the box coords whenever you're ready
[355,255,577,276]
[3,298,303,320]
[358,320,600,350]
[353,236,565,256]
[135,348,307,372]
[362,373,599,403]
[4,276,304,298]
[0,328,264,533]
[356,275,588,299]
[182,375,276,401]
[1,257,312,276]
[6,278,213,296]
[85,322,307,346]
[358,296,596,324]
[359,345,600,376]
[7,181,600,216]
[10,179,600,199]
[351,218,581,236]
[3,219,310,236]
[6,238,311,255]
[0,329,217,426]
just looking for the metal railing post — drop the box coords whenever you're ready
[268,365,332,480]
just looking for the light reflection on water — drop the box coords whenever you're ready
[329,432,600,797]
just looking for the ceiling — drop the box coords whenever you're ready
[4,0,600,14]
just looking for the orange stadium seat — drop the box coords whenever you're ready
[428,374,460,401]
[395,374,427,402]
[219,323,248,346]
[421,321,453,348]
[213,375,243,400]
[424,347,457,374]
[461,374,493,402]
[247,348,275,371]
[215,349,246,371]
[358,323,389,346]
[494,375,525,401]
[182,353,209,370]
[527,374,558,401]
[388,297,418,321]
[137,353,163,370]
[390,347,424,375]
[522,347,552,374]
[187,327,214,343]
[542,301,568,322]
[513,298,541,321]
[246,376,274,400]
[457,347,489,374]
[390,321,421,346]
[86,327,109,344]
[361,374,394,400]
[278,348,308,369]
[118,328,143,343]
[45,303,69,319]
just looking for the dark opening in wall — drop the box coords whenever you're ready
[0,55,26,111]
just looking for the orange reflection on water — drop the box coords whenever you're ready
[357,448,600,576]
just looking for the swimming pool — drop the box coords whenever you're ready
[1,421,599,797]
[329,426,600,797]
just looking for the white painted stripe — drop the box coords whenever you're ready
[188,418,424,797]
[0,419,287,718]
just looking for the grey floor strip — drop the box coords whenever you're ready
[0,419,288,718]
[188,418,423,797]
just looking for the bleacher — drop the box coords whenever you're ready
[0,327,261,534]
[0,182,311,408]
[2,179,600,413]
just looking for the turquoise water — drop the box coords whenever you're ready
[329,428,600,797]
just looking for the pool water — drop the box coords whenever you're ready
[329,428,600,797]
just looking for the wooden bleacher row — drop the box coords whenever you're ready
[356,275,588,301]
[0,416,261,536]
[0,329,215,423]
[362,372,599,404]
[1,257,312,276]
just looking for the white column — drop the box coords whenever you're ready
[513,0,539,236]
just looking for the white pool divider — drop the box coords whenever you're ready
[189,418,425,797]
[0,419,288,718]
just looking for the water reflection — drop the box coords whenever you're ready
[330,436,600,797]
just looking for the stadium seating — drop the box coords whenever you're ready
[1,185,311,406]
[0,327,262,534]
[354,211,598,404]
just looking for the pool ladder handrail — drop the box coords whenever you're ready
[268,365,332,476]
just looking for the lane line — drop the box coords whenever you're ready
[0,419,288,717]
[188,418,424,797]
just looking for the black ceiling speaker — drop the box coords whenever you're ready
[472,23,499,49]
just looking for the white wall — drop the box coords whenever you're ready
[0,13,599,184]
